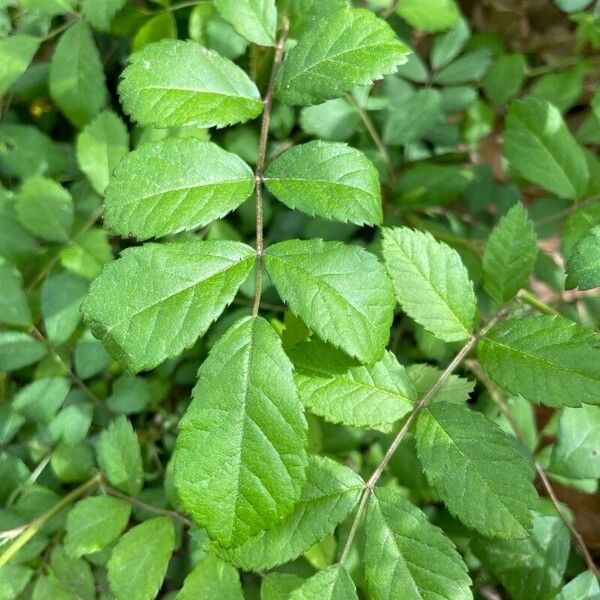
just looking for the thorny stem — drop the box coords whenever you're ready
[252,18,290,317]
[467,360,599,579]
[339,304,514,564]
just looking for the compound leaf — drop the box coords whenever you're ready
[289,564,358,600]
[264,140,382,226]
[105,138,254,240]
[174,316,308,548]
[82,240,255,372]
[213,0,276,46]
[264,239,395,364]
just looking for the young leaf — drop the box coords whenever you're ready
[365,487,472,600]
[566,224,600,290]
[482,203,538,304]
[81,0,127,31]
[49,21,107,127]
[76,110,129,195]
[174,316,308,548]
[16,177,73,243]
[407,364,475,404]
[264,141,382,226]
[0,35,40,97]
[292,341,417,431]
[213,0,276,47]
[104,139,254,240]
[275,8,409,106]
[96,416,144,496]
[107,517,175,600]
[217,455,363,571]
[416,402,537,538]
[504,97,589,199]
[264,239,395,364]
[478,315,600,408]
[119,40,263,128]
[82,241,255,372]
[64,496,131,557]
[0,257,31,327]
[381,227,476,342]
[289,564,358,600]
[178,553,243,600]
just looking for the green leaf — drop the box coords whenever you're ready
[96,416,144,496]
[107,517,175,600]
[0,35,40,97]
[566,224,600,290]
[430,18,470,70]
[406,363,475,404]
[64,496,131,557]
[482,54,527,105]
[472,514,570,600]
[550,404,600,479]
[108,374,152,415]
[61,228,113,281]
[365,487,472,600]
[0,564,33,600]
[275,8,409,106]
[13,377,70,424]
[289,565,357,600]
[284,0,349,37]
[0,257,31,327]
[396,0,461,32]
[381,227,476,342]
[299,98,361,142]
[395,164,473,206]
[49,21,107,127]
[76,110,129,195]
[82,240,255,372]
[41,271,88,345]
[264,239,395,364]
[503,98,589,199]
[16,177,73,242]
[119,40,263,128]
[217,455,363,571]
[0,332,46,371]
[178,553,243,600]
[174,316,308,548]
[81,0,127,31]
[213,0,276,46]
[132,13,177,53]
[478,315,600,408]
[48,546,95,600]
[416,402,537,538]
[105,139,254,240]
[292,341,416,431]
[261,573,305,600]
[555,571,600,600]
[264,140,382,226]
[432,50,491,85]
[482,203,538,304]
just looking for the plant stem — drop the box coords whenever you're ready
[518,290,560,316]
[42,17,78,42]
[251,18,289,317]
[339,304,514,563]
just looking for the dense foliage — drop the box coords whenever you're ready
[1,0,600,598]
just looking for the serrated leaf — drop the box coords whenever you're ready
[503,98,589,199]
[275,8,409,106]
[105,139,254,240]
[416,402,537,538]
[214,0,276,46]
[483,203,538,304]
[217,455,363,571]
[264,141,382,226]
[64,496,131,557]
[16,177,73,242]
[289,564,357,600]
[97,416,144,496]
[178,553,243,600]
[478,315,600,408]
[264,239,395,364]
[382,227,476,342]
[406,363,475,404]
[76,110,129,195]
[365,487,472,600]
[81,0,127,31]
[0,257,31,327]
[291,341,416,431]
[174,316,308,548]
[49,21,107,127]
[108,517,175,600]
[119,40,263,128]
[82,240,255,372]
[285,0,349,37]
[566,224,600,290]
[0,35,40,97]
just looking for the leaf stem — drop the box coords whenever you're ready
[518,290,560,316]
[339,304,513,564]
[252,18,289,317]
